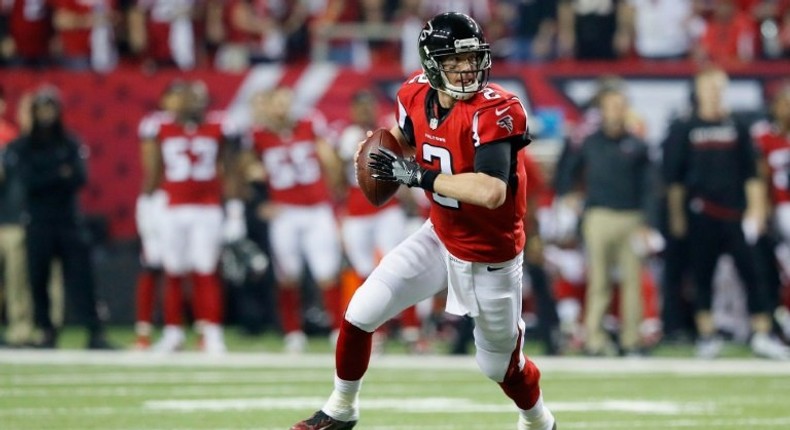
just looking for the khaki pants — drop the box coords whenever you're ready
[1,224,33,344]
[582,208,644,352]
[0,225,63,344]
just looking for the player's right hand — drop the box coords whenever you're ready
[135,194,155,238]
[136,191,166,239]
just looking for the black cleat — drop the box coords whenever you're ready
[290,410,357,430]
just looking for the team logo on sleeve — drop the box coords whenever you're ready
[497,115,514,134]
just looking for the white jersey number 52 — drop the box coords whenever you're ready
[162,136,218,182]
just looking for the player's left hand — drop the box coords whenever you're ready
[368,148,425,188]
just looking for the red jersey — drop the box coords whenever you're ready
[756,125,790,204]
[522,150,546,236]
[9,0,52,59]
[0,120,19,146]
[224,0,256,44]
[523,150,545,201]
[136,0,196,62]
[138,110,175,140]
[54,0,115,57]
[699,11,755,62]
[395,74,529,263]
[338,123,398,216]
[154,117,231,206]
[251,115,331,206]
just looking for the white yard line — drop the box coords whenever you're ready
[142,397,715,415]
[0,385,311,397]
[557,417,790,429]
[1,350,790,375]
[50,422,790,430]
[1,370,330,386]
[0,398,713,417]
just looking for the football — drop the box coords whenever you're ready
[355,128,402,206]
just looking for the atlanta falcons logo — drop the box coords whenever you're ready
[497,115,514,133]
[420,22,434,42]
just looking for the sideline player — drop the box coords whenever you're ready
[140,80,245,353]
[244,86,344,353]
[134,80,185,349]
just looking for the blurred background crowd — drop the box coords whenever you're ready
[1,0,790,72]
[1,0,790,361]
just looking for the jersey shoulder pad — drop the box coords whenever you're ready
[205,110,239,137]
[471,91,529,147]
[302,109,329,137]
[397,73,431,106]
[472,83,517,106]
[138,111,173,140]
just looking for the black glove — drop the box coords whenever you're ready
[368,148,439,191]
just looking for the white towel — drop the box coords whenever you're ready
[90,4,117,72]
[445,254,480,317]
[169,12,195,70]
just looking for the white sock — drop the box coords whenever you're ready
[520,393,553,425]
[322,374,362,422]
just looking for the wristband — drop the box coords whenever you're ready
[420,169,440,192]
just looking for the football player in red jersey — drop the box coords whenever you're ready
[291,12,556,430]
[139,80,245,354]
[133,80,187,350]
[755,83,790,342]
[244,86,344,353]
[757,84,790,246]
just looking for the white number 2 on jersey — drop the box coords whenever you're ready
[264,142,322,190]
[422,143,459,208]
[162,136,218,182]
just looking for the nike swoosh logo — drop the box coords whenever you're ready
[495,106,511,116]
[486,266,504,272]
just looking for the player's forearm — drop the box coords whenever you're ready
[127,8,147,52]
[140,140,161,194]
[433,172,506,209]
[745,177,767,219]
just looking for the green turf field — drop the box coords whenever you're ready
[2,346,789,430]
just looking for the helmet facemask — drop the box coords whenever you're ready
[422,38,491,100]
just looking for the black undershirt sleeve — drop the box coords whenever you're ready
[474,139,513,184]
[399,115,416,147]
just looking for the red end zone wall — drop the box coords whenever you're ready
[2,60,789,239]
